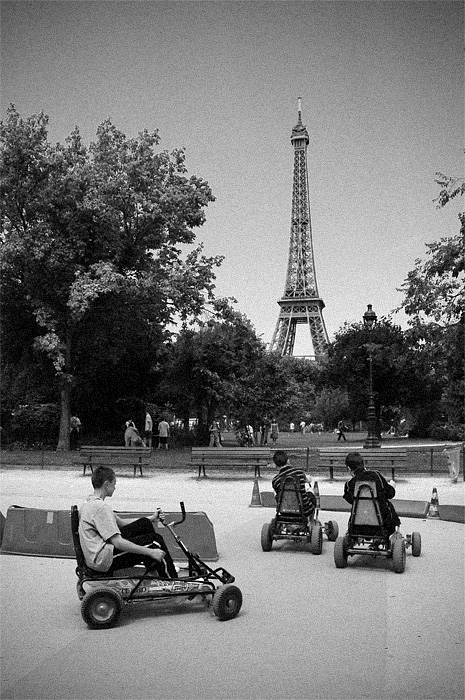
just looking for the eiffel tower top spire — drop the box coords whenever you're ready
[291,96,309,145]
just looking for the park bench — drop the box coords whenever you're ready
[318,447,408,481]
[191,447,272,478]
[78,446,151,477]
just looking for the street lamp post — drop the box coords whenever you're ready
[363,304,381,449]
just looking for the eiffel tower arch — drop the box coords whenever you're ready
[269,98,329,361]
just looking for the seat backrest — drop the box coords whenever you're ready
[351,482,381,528]
[277,476,303,514]
[70,505,86,567]
[354,479,378,498]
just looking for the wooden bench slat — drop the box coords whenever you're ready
[190,447,272,478]
[318,448,407,480]
[78,446,151,477]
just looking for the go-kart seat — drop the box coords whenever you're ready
[71,505,86,569]
[276,476,308,524]
[349,480,388,538]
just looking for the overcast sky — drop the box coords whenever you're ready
[2,1,463,352]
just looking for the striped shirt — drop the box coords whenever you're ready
[272,464,315,516]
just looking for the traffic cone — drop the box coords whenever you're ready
[313,481,321,509]
[427,487,440,518]
[249,479,262,507]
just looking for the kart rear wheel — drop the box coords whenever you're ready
[212,584,242,621]
[81,587,123,629]
[310,522,323,554]
[411,531,422,557]
[392,536,406,573]
[261,522,273,551]
[326,520,339,542]
[334,536,348,568]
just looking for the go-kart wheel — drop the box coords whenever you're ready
[334,536,348,568]
[411,532,422,557]
[81,587,123,629]
[392,536,406,573]
[325,520,339,542]
[212,584,242,621]
[261,522,273,551]
[310,522,323,554]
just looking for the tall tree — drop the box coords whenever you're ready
[0,106,221,448]
[321,319,419,431]
[397,176,464,430]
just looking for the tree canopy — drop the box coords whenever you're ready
[0,106,222,447]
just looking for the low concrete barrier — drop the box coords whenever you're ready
[0,506,219,561]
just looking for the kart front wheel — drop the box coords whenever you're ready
[310,522,323,554]
[212,584,243,621]
[411,531,422,557]
[392,537,406,573]
[334,536,348,568]
[261,523,273,551]
[81,587,123,629]
[325,520,339,542]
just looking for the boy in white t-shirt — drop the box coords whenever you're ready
[79,466,177,577]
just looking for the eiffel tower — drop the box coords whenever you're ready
[269,98,329,360]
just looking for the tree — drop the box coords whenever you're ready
[321,319,420,432]
[397,219,464,328]
[313,387,350,430]
[0,106,221,448]
[159,301,323,442]
[433,170,465,208]
[397,174,464,433]
[160,300,265,438]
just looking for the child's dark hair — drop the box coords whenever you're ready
[273,450,288,468]
[91,466,116,488]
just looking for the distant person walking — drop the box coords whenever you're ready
[144,409,153,448]
[337,420,347,442]
[289,421,295,433]
[158,418,170,449]
[209,420,221,447]
[70,415,82,450]
[270,420,279,444]
[260,417,271,445]
[300,420,306,435]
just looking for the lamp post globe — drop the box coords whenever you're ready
[363,304,377,330]
[363,304,381,449]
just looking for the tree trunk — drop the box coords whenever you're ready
[56,379,71,451]
[56,334,73,451]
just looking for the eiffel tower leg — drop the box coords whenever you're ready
[270,316,293,355]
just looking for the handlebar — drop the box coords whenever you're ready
[159,502,186,528]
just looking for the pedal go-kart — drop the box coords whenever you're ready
[71,502,243,628]
[260,477,339,554]
[333,480,422,573]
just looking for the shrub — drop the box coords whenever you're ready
[6,403,60,447]
[430,423,465,442]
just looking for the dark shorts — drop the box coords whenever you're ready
[111,517,177,578]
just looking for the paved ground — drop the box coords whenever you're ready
[0,469,464,700]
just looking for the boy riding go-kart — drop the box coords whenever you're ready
[261,450,339,553]
[72,502,242,628]
[333,452,421,573]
